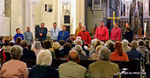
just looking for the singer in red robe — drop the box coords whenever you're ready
[78,26,91,46]
[110,23,121,41]
[95,21,109,41]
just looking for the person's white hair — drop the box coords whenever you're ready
[52,42,60,50]
[75,39,83,46]
[74,45,86,55]
[76,36,81,40]
[34,41,42,50]
[91,39,98,46]
[36,50,52,66]
[98,47,111,61]
[122,40,129,47]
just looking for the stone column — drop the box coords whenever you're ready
[25,0,35,37]
[0,0,5,36]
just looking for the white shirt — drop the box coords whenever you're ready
[50,27,60,40]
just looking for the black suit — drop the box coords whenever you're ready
[21,48,36,59]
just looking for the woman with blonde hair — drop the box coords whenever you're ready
[89,40,101,56]
[89,46,103,60]
[52,42,64,59]
[111,41,129,61]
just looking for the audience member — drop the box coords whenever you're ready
[2,39,12,53]
[111,41,129,61]
[0,45,28,78]
[0,36,5,48]
[59,40,65,50]
[89,47,120,78]
[126,41,142,61]
[122,40,131,53]
[52,42,64,59]
[89,46,103,60]
[137,40,149,64]
[89,40,101,56]
[43,40,56,59]
[20,40,36,59]
[74,45,88,60]
[61,43,72,56]
[33,41,42,56]
[106,40,115,52]
[67,38,75,47]
[29,50,59,78]
[16,37,22,45]
[58,50,87,78]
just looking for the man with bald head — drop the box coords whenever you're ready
[24,26,33,49]
[58,50,87,78]
[78,26,91,47]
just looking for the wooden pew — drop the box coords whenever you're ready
[21,59,141,78]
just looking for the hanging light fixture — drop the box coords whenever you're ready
[31,0,41,5]
[121,0,133,5]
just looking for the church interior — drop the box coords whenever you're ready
[0,0,150,78]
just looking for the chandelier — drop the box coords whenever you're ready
[122,0,147,5]
[61,0,70,5]
[121,0,133,5]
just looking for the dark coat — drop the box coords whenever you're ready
[29,65,59,78]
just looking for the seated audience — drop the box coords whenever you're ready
[16,37,22,45]
[0,48,6,62]
[20,40,36,59]
[89,46,103,60]
[58,50,87,78]
[89,47,120,78]
[0,45,28,78]
[111,41,129,61]
[89,40,101,56]
[145,40,150,50]
[122,40,131,53]
[74,45,88,60]
[10,42,15,47]
[106,40,115,52]
[137,40,149,64]
[52,42,64,59]
[59,40,65,50]
[126,41,142,60]
[89,39,98,52]
[61,43,72,56]
[43,40,56,59]
[33,41,42,56]
[0,36,5,48]
[2,39,12,53]
[29,50,59,78]
[67,38,75,47]
[75,38,89,55]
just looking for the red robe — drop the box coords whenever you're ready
[78,31,91,45]
[110,27,121,41]
[95,26,109,41]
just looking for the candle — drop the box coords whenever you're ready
[144,23,146,37]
